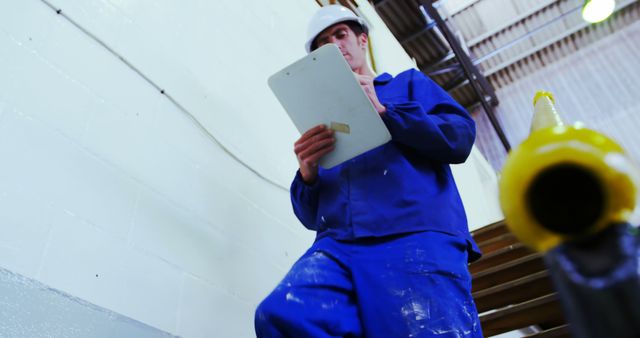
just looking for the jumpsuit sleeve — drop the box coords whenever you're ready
[381,70,476,164]
[290,170,320,230]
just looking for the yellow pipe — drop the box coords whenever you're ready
[368,36,377,74]
[530,91,564,132]
[499,91,638,252]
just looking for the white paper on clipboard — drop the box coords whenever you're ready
[268,44,391,169]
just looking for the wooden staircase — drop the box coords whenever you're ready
[470,221,571,337]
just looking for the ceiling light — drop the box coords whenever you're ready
[582,0,616,23]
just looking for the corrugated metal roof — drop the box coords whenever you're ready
[473,20,640,170]
[374,0,485,107]
[473,0,640,89]
[375,0,638,103]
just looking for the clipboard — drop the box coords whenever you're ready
[268,44,392,168]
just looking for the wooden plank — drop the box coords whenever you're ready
[469,242,533,274]
[522,324,572,338]
[480,293,565,337]
[477,232,519,255]
[473,271,554,313]
[471,220,509,244]
[472,253,546,292]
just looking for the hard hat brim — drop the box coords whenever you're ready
[305,17,368,54]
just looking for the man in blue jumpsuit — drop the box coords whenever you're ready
[256,5,483,337]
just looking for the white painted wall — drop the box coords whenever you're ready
[0,0,318,337]
[0,1,502,337]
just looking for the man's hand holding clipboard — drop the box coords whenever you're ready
[268,44,391,171]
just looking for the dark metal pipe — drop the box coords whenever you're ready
[544,223,640,338]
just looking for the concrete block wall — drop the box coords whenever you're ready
[0,0,318,337]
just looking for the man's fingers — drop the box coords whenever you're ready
[297,124,328,144]
[354,74,383,110]
[295,132,332,154]
[356,76,374,93]
[305,145,336,164]
[297,137,335,161]
[295,129,334,154]
[355,74,373,84]
[298,141,336,167]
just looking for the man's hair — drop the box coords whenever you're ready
[345,21,365,37]
[311,21,367,52]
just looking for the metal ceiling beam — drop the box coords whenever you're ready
[420,0,511,152]
[399,21,437,45]
[442,70,467,91]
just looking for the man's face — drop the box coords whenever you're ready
[315,23,368,71]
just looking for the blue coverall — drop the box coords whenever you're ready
[256,69,483,337]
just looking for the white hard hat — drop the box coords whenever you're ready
[305,5,369,54]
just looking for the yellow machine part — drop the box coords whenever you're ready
[499,121,638,252]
